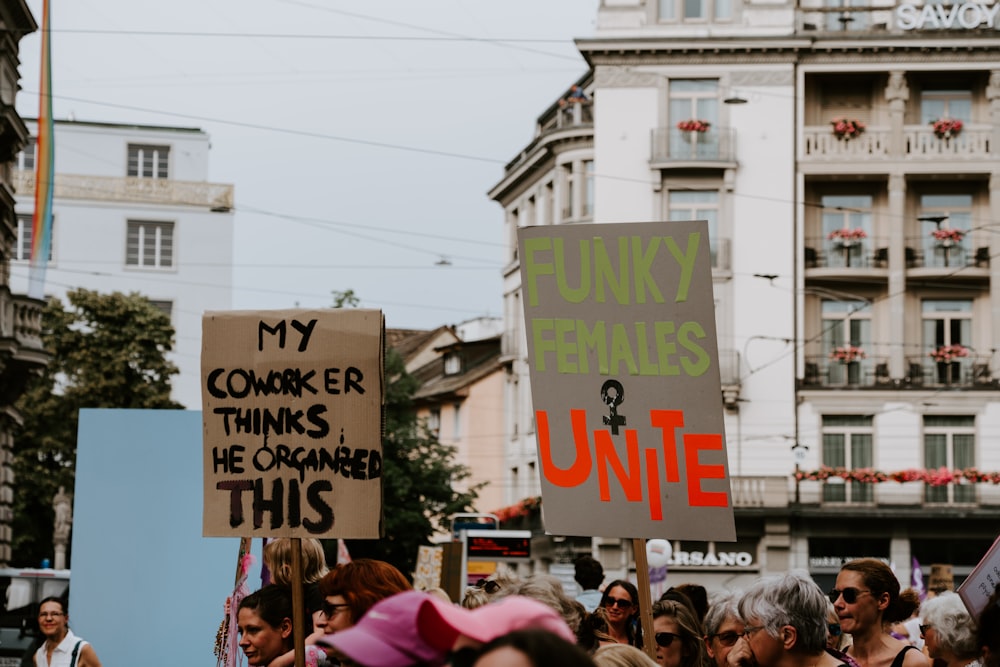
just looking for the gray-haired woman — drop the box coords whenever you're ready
[919,592,982,667]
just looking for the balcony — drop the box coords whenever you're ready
[650,127,737,169]
[904,242,991,282]
[804,236,889,279]
[0,286,48,405]
[800,124,994,170]
[801,356,892,389]
[794,471,1000,511]
[13,170,234,211]
[903,356,996,389]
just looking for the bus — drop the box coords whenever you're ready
[0,569,70,667]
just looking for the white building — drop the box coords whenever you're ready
[491,0,1000,589]
[11,120,234,408]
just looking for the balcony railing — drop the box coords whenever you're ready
[904,242,990,270]
[904,356,995,389]
[801,124,994,162]
[802,356,891,388]
[650,127,736,165]
[804,236,888,270]
[795,472,1000,509]
[0,287,44,351]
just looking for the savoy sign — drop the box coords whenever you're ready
[896,2,1000,30]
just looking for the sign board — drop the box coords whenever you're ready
[896,2,1000,30]
[927,563,955,592]
[958,535,1000,618]
[465,529,532,561]
[202,309,384,538]
[517,221,735,540]
[413,545,444,591]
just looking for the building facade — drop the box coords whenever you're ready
[490,0,1000,589]
[11,119,235,408]
[0,0,45,565]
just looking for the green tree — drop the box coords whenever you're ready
[331,290,479,576]
[12,289,181,566]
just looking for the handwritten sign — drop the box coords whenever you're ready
[517,221,735,540]
[202,309,384,538]
[958,535,1000,618]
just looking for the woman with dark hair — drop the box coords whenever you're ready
[472,628,597,667]
[237,586,295,666]
[650,599,705,667]
[318,558,412,634]
[832,559,930,667]
[599,580,643,648]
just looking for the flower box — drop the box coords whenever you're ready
[827,228,868,244]
[929,344,969,363]
[831,118,865,140]
[931,228,964,245]
[676,119,711,133]
[830,345,866,363]
[931,118,963,139]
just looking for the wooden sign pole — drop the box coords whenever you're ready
[632,538,657,661]
[291,538,306,667]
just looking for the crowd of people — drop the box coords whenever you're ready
[229,547,1000,667]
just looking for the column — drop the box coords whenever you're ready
[887,173,907,379]
[885,71,909,159]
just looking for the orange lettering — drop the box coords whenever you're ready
[594,429,642,502]
[649,409,684,482]
[645,448,662,520]
[537,409,592,487]
[684,434,729,507]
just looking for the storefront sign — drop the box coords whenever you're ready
[668,550,753,567]
[896,2,1000,30]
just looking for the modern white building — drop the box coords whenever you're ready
[491,0,1000,589]
[11,119,235,408]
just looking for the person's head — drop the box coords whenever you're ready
[593,643,659,667]
[651,599,706,667]
[671,585,708,624]
[736,570,829,664]
[263,537,329,585]
[318,559,412,633]
[920,592,980,662]
[825,601,845,650]
[702,591,743,667]
[502,574,585,634]
[481,567,520,598]
[37,596,69,641]
[578,607,615,654]
[980,583,1000,667]
[472,629,597,667]
[463,586,490,610]
[575,555,605,591]
[600,580,642,646]
[238,585,294,666]
[835,558,920,632]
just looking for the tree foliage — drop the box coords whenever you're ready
[12,289,181,566]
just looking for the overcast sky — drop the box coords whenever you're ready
[16,0,599,330]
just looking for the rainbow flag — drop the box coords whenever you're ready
[28,0,53,300]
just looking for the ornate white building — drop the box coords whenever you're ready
[491,0,1000,589]
[10,119,235,408]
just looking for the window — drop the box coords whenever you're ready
[14,214,52,261]
[453,403,461,438]
[127,144,169,179]
[444,352,462,376]
[148,300,173,321]
[921,90,972,124]
[822,299,872,385]
[822,194,872,268]
[669,80,720,159]
[825,0,870,31]
[919,194,972,269]
[562,163,574,220]
[544,181,555,225]
[922,299,972,384]
[924,416,975,503]
[668,190,720,267]
[822,416,873,503]
[17,138,35,172]
[659,0,732,21]
[126,220,174,268]
[428,408,441,437]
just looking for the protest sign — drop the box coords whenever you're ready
[202,309,384,538]
[517,221,735,540]
[958,535,1000,618]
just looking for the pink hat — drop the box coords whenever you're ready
[418,595,575,652]
[321,591,453,667]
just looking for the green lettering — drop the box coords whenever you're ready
[532,318,556,371]
[631,236,664,304]
[554,318,578,373]
[593,237,630,305]
[524,237,554,307]
[576,320,608,374]
[654,321,680,376]
[609,323,639,375]
[554,238,591,304]
[663,232,700,302]
[678,321,711,376]
[634,322,659,375]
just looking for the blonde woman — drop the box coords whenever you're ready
[595,643,660,667]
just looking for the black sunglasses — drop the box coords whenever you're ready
[827,587,871,604]
[604,597,634,610]
[709,631,740,647]
[919,624,932,636]
[828,623,842,637]
[655,632,680,648]
[321,601,351,617]
[474,578,501,594]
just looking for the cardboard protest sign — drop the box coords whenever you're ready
[517,221,735,540]
[202,309,384,538]
[958,535,1000,618]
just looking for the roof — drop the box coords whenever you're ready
[22,117,205,135]
[388,326,457,365]
[411,337,501,401]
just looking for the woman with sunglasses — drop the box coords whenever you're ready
[727,571,853,667]
[599,580,643,647]
[703,591,744,667]
[318,558,412,635]
[832,559,928,667]
[918,593,981,667]
[651,599,706,667]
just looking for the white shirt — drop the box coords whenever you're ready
[35,630,88,667]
